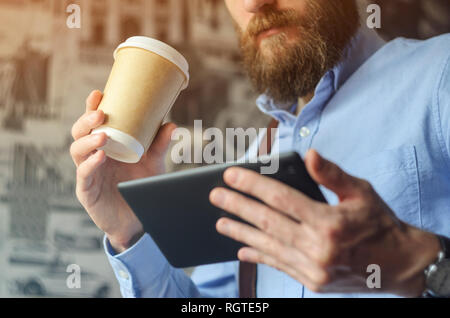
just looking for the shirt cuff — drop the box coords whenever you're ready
[103,233,170,297]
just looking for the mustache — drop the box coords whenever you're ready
[245,8,302,38]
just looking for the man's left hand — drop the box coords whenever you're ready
[209,150,441,297]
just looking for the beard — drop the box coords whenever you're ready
[237,0,360,104]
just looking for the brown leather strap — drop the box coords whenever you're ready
[239,119,279,298]
[258,118,279,158]
[239,261,257,298]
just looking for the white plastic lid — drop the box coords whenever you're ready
[114,36,189,89]
[92,127,144,164]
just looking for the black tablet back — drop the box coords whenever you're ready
[118,152,326,268]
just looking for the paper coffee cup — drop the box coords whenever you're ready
[92,36,189,163]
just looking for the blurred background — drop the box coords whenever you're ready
[0,0,449,298]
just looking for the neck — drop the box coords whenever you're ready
[296,92,314,116]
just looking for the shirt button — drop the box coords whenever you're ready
[299,127,311,138]
[118,270,129,280]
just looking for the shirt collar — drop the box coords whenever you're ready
[256,27,386,118]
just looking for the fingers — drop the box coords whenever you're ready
[210,187,301,246]
[222,167,320,224]
[71,90,104,141]
[217,217,287,260]
[77,150,107,192]
[210,187,328,262]
[238,247,328,293]
[70,133,108,167]
[71,109,105,141]
[305,149,367,201]
[146,122,177,157]
[86,90,103,112]
[217,218,323,285]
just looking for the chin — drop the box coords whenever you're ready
[259,36,292,59]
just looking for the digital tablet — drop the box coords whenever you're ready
[117,152,327,268]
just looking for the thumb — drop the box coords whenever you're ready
[305,149,366,201]
[147,122,177,158]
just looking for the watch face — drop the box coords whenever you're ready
[427,259,450,297]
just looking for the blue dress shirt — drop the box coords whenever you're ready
[103,28,450,298]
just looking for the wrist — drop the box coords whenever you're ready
[107,229,145,254]
[392,225,441,297]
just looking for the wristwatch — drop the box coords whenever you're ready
[423,235,450,298]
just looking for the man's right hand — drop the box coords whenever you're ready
[70,90,177,253]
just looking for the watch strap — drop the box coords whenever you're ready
[437,235,450,259]
[422,235,450,298]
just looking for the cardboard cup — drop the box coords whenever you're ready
[92,36,189,163]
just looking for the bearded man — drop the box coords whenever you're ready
[70,0,450,298]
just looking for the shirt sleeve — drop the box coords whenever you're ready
[103,233,237,298]
[190,262,239,298]
[437,53,450,162]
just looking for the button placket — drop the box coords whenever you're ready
[118,270,130,280]
[299,126,311,138]
[293,115,320,156]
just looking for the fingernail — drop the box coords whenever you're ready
[99,151,107,163]
[238,248,249,261]
[217,219,229,233]
[89,112,99,123]
[225,169,239,185]
[95,134,107,147]
[316,158,324,171]
[313,151,325,171]
[211,189,225,206]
